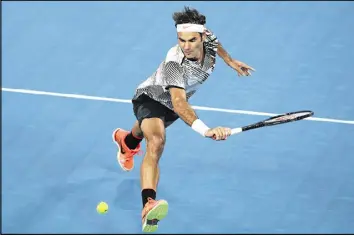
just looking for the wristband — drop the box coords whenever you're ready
[191,119,210,136]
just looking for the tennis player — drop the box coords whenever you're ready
[112,6,255,232]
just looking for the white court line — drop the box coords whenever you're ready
[2,87,354,125]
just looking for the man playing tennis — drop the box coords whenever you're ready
[112,6,255,232]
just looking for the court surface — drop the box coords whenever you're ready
[2,1,354,234]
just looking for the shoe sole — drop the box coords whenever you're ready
[112,128,132,172]
[142,200,169,233]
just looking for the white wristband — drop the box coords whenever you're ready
[191,119,210,136]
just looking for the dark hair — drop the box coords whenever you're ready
[172,6,206,27]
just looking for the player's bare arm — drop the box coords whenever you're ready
[170,86,198,126]
[217,42,256,76]
[170,87,231,140]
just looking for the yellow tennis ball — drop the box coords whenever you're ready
[96,201,108,214]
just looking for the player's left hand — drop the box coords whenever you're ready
[230,59,256,77]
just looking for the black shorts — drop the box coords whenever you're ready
[132,94,179,128]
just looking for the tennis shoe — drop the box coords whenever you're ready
[141,198,169,233]
[112,128,142,171]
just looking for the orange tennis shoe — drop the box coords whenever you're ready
[112,128,142,171]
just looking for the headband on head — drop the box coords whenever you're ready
[176,23,205,33]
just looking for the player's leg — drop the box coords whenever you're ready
[140,117,168,233]
[140,106,178,203]
[151,111,177,188]
[137,98,179,232]
[140,117,165,196]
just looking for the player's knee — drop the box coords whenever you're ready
[147,134,165,157]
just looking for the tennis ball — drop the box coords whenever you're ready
[96,201,108,214]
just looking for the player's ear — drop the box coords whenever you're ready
[201,32,206,42]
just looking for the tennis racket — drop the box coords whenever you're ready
[230,110,314,135]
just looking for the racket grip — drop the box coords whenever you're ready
[231,128,242,135]
[211,127,242,140]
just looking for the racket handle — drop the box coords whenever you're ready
[211,127,243,140]
[231,128,242,135]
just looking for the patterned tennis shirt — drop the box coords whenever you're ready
[132,28,219,110]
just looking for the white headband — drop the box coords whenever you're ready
[176,23,205,33]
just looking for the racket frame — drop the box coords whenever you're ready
[231,110,314,135]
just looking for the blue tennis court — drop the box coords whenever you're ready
[2,1,354,234]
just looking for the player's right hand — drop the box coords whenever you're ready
[205,127,232,141]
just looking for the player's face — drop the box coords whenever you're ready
[177,32,205,60]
